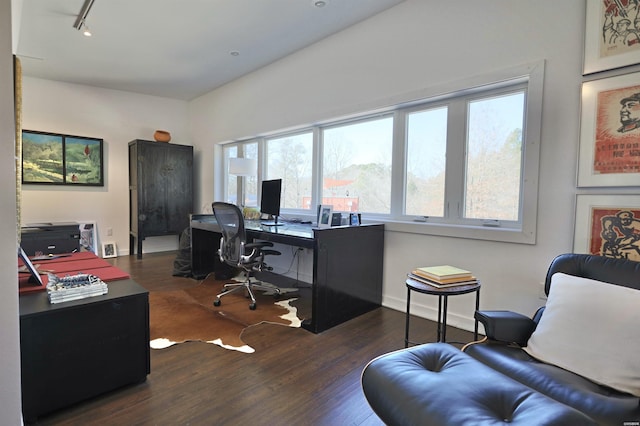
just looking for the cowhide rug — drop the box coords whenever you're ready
[149,275,302,353]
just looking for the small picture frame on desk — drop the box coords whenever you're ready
[318,204,333,228]
[102,242,117,258]
[349,213,361,226]
[331,212,342,227]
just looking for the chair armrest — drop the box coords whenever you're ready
[474,310,536,346]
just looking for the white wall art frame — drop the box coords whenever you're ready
[578,72,640,187]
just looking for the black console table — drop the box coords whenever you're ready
[19,279,150,421]
[191,215,384,333]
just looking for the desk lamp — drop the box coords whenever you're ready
[229,157,256,209]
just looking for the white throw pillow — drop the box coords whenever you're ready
[524,272,640,397]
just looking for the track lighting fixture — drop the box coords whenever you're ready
[82,23,92,37]
[73,0,96,36]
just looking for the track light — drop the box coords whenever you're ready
[73,0,96,36]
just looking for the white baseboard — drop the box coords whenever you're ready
[382,295,481,335]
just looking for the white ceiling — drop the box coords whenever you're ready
[16,0,405,100]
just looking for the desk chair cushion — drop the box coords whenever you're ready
[523,272,640,397]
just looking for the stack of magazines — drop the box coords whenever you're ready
[408,265,477,288]
[46,272,108,304]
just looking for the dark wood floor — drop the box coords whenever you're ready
[33,251,475,426]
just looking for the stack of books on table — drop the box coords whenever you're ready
[408,265,477,288]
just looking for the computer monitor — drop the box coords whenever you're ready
[260,179,282,226]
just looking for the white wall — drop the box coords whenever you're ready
[1,0,22,421]
[189,0,587,331]
[21,78,191,255]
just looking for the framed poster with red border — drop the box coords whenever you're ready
[578,72,640,187]
[574,194,640,262]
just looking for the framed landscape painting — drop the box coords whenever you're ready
[578,72,640,187]
[22,130,104,186]
[574,194,640,262]
[584,1,640,74]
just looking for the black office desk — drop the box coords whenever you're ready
[190,215,384,333]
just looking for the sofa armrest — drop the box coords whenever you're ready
[475,310,536,346]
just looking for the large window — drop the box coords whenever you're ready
[321,116,393,214]
[221,61,543,243]
[465,91,525,222]
[405,106,448,217]
[223,142,257,207]
[223,145,237,204]
[265,132,313,210]
[397,85,527,229]
[243,143,258,206]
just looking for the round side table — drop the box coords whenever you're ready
[405,277,481,347]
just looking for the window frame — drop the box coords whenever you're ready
[394,85,528,226]
[220,61,544,244]
[263,129,315,211]
[388,62,543,244]
[319,113,395,215]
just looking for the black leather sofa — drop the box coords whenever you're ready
[362,254,640,425]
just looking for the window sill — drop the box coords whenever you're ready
[379,219,535,245]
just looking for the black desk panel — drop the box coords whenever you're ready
[312,224,384,333]
[20,279,150,421]
[190,215,384,333]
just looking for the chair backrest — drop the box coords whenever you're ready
[527,253,640,324]
[212,202,246,266]
[544,253,640,295]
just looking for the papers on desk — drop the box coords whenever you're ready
[46,272,108,304]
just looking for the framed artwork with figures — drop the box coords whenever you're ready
[584,0,640,74]
[574,194,640,262]
[578,72,640,186]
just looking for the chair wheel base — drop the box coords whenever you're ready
[249,303,256,310]
[213,299,221,307]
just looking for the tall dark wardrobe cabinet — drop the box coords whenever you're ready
[129,139,193,258]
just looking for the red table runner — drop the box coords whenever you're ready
[19,251,130,294]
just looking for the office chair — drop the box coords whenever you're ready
[212,202,281,310]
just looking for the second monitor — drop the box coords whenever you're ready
[260,178,282,226]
